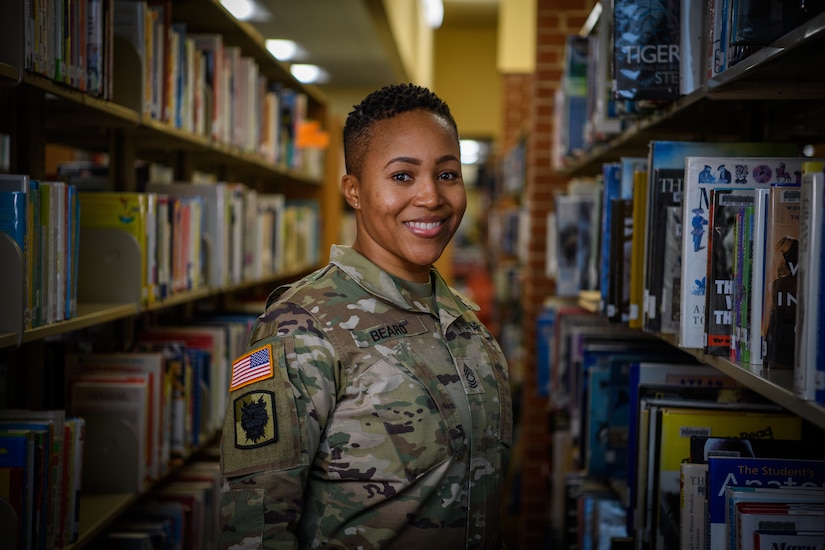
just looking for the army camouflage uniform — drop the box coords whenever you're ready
[220,245,513,549]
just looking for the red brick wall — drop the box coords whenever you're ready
[500,1,593,547]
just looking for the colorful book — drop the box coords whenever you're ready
[706,456,825,550]
[643,141,797,338]
[651,405,802,550]
[703,189,752,356]
[680,156,807,349]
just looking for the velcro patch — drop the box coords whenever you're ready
[229,344,274,391]
[233,390,278,448]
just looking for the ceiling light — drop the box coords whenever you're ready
[266,39,298,61]
[461,140,480,164]
[421,0,444,29]
[220,0,270,21]
[221,0,254,20]
[290,64,329,84]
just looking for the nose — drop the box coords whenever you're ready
[415,176,441,207]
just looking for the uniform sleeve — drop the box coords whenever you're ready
[218,304,340,549]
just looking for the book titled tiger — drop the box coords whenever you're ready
[679,157,808,350]
[612,0,681,101]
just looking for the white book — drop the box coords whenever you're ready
[680,157,810,349]
[748,188,770,373]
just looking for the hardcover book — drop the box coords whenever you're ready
[680,156,807,349]
[613,0,681,101]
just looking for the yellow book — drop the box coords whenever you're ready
[78,192,151,305]
[653,405,802,550]
[628,170,648,328]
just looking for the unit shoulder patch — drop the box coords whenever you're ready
[233,389,278,449]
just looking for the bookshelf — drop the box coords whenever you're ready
[0,1,339,547]
[556,6,825,431]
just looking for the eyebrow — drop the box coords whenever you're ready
[383,154,460,170]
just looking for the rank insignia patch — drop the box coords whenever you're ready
[230,344,274,391]
[233,390,277,449]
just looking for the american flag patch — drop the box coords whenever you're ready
[230,344,274,391]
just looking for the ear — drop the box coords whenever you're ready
[341,174,360,209]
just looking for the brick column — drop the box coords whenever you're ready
[501,1,593,547]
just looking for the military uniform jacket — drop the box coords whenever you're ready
[220,245,513,549]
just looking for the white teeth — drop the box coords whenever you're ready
[407,221,442,230]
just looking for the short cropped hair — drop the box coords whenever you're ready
[343,83,459,177]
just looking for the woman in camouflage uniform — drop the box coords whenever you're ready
[220,83,513,549]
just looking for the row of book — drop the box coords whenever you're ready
[87,459,222,550]
[0,314,254,549]
[553,0,824,167]
[0,174,321,332]
[16,0,327,178]
[0,410,85,549]
[538,303,825,550]
[549,142,825,405]
[0,174,80,329]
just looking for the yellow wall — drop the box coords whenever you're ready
[433,24,501,141]
[382,0,434,87]
[498,0,536,73]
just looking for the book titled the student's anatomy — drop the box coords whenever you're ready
[679,157,809,350]
[706,456,825,550]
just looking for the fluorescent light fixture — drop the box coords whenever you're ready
[290,64,329,84]
[460,139,481,165]
[266,39,298,61]
[221,0,254,20]
[220,0,270,21]
[421,0,444,29]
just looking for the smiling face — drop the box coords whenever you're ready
[342,109,466,283]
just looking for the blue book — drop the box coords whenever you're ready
[600,162,622,315]
[0,191,26,256]
[706,456,825,550]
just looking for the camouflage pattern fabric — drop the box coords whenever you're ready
[220,245,513,549]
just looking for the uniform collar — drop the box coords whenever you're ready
[329,245,480,321]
